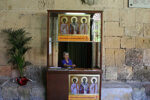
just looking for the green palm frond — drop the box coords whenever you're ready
[2,28,32,77]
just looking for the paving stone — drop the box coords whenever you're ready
[1,87,18,99]
[17,87,30,100]
[143,84,150,97]
[102,87,132,100]
[3,98,19,100]
[30,88,45,98]
[132,88,147,100]
[30,96,45,100]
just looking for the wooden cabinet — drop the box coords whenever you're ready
[47,68,102,100]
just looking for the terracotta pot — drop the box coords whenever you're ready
[16,77,29,86]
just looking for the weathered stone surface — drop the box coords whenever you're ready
[121,37,135,48]
[54,0,123,9]
[118,66,133,80]
[123,0,128,8]
[125,49,143,67]
[136,9,150,23]
[132,88,147,100]
[0,66,11,77]
[133,69,150,81]
[144,23,150,38]
[104,0,123,8]
[3,97,19,100]
[104,22,124,36]
[143,84,150,97]
[0,0,7,10]
[31,88,46,98]
[104,9,120,21]
[0,48,8,65]
[24,66,46,84]
[102,87,132,100]
[0,88,2,98]
[106,67,118,80]
[105,49,115,66]
[125,23,144,37]
[115,49,125,67]
[135,37,150,49]
[104,37,120,48]
[120,8,136,27]
[30,96,45,100]
[102,65,106,80]
[143,49,150,66]
[0,12,30,29]
[18,87,30,100]
[1,87,18,99]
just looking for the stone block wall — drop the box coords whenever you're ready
[0,0,150,81]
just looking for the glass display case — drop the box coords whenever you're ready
[47,10,103,100]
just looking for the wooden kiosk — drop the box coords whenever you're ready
[47,10,103,100]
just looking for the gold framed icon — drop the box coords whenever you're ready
[58,14,90,42]
[68,74,100,100]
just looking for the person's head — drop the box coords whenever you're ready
[93,79,96,83]
[63,18,66,23]
[72,18,76,23]
[73,79,76,83]
[83,78,86,83]
[63,52,69,60]
[82,19,86,23]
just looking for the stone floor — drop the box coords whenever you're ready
[0,78,45,100]
[102,81,150,100]
[0,79,150,100]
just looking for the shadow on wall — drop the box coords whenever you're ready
[0,12,47,66]
[24,65,47,85]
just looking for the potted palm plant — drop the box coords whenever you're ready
[2,28,32,86]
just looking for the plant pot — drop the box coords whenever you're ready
[16,77,29,86]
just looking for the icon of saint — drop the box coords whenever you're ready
[70,17,79,34]
[80,17,88,34]
[90,77,98,94]
[60,17,69,34]
[71,77,79,94]
[79,77,89,94]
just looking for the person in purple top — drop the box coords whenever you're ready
[62,52,76,68]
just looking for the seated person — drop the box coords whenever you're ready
[62,52,76,68]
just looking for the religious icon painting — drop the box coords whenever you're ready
[68,74,100,100]
[58,14,90,42]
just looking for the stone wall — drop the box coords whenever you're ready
[0,0,150,81]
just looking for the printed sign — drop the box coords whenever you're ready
[129,0,150,8]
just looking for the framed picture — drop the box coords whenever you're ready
[68,74,100,100]
[58,14,90,42]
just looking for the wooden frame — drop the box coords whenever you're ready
[47,10,103,100]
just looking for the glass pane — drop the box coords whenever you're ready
[48,12,102,68]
